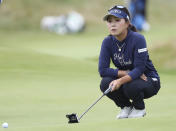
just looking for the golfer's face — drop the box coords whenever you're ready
[106,16,128,36]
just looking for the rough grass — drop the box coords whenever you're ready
[1,0,176,30]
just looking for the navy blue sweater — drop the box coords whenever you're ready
[98,30,159,80]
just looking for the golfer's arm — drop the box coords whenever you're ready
[118,70,130,78]
[119,75,132,85]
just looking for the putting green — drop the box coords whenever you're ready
[0,29,175,131]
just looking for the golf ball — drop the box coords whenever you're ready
[2,122,8,128]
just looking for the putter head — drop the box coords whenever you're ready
[66,113,79,124]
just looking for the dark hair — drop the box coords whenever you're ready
[113,6,138,32]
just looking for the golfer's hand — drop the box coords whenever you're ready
[109,79,122,92]
[140,74,147,81]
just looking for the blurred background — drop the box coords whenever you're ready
[0,0,176,131]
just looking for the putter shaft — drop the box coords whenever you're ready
[78,86,112,121]
[78,94,105,121]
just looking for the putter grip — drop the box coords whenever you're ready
[104,86,112,95]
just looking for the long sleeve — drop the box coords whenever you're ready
[98,38,118,78]
[128,35,148,80]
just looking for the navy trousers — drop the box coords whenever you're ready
[100,77,160,109]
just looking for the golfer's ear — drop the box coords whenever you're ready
[126,20,130,26]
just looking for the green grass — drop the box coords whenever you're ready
[0,0,176,130]
[0,29,176,131]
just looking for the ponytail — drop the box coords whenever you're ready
[128,23,138,32]
[124,18,138,32]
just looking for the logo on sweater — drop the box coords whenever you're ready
[114,53,132,66]
[138,48,147,53]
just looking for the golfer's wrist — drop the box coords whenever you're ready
[119,75,132,85]
[118,70,130,77]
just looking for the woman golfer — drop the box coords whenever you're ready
[99,5,160,118]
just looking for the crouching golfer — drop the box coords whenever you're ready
[99,5,160,119]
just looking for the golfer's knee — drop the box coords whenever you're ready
[123,82,140,98]
[100,77,115,93]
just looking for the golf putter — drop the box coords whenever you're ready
[66,86,112,123]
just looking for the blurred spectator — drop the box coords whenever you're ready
[41,11,85,35]
[129,0,150,31]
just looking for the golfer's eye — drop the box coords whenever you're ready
[108,20,112,23]
[115,19,120,22]
[107,19,112,23]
